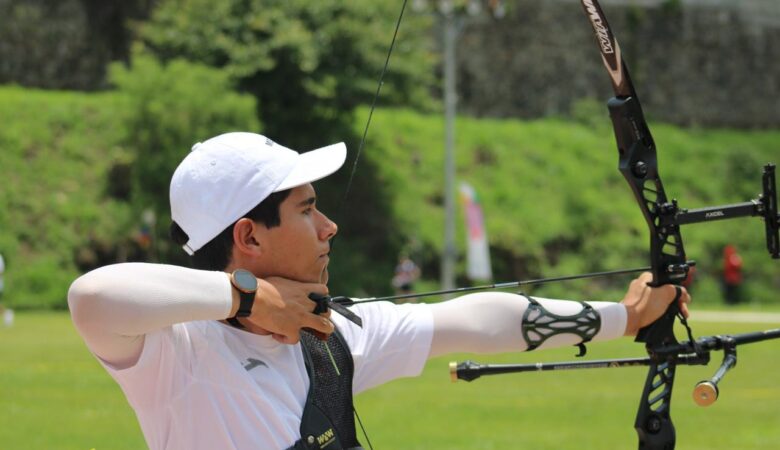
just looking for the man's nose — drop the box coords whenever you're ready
[318,213,338,241]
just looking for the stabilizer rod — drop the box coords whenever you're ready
[451,328,780,403]
[450,354,709,382]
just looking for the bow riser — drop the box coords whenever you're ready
[581,1,688,447]
[605,73,686,450]
[608,96,688,290]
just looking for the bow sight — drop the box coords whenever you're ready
[672,163,778,259]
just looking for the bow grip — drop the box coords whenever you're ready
[635,286,682,347]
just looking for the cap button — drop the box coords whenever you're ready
[191,142,202,152]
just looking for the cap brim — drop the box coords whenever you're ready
[274,142,347,192]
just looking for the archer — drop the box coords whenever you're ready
[68,131,690,450]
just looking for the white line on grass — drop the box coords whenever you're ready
[691,310,780,324]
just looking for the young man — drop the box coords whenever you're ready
[68,132,690,450]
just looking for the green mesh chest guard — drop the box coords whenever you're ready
[287,329,363,450]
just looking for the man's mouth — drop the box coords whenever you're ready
[319,264,329,284]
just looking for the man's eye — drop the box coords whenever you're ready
[303,208,313,215]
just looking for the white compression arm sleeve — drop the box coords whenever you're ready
[68,263,233,368]
[428,292,627,357]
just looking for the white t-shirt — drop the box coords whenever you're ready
[101,302,434,450]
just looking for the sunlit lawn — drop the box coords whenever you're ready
[2,312,779,449]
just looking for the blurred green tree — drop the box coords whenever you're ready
[140,0,435,148]
[109,54,260,264]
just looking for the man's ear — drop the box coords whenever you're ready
[232,218,262,256]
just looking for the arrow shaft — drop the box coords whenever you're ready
[339,265,651,305]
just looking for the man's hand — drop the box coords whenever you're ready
[621,272,692,336]
[240,277,334,344]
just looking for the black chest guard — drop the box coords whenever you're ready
[286,328,363,450]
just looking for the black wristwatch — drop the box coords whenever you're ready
[227,269,257,329]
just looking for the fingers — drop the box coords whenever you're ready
[247,278,336,343]
[679,302,690,319]
[662,284,691,319]
[272,333,297,345]
[303,282,329,296]
[273,316,332,344]
[268,295,334,342]
[303,314,335,336]
[305,328,330,341]
[677,286,692,319]
[622,272,693,334]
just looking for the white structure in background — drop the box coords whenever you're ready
[412,0,504,290]
[0,253,10,327]
[0,252,4,298]
[3,309,13,327]
[460,182,492,281]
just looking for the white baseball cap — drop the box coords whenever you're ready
[170,132,347,255]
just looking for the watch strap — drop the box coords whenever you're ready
[226,317,245,329]
[235,289,254,317]
[228,269,257,329]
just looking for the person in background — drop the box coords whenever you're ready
[722,244,743,305]
[391,252,421,298]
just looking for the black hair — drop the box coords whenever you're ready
[170,189,292,271]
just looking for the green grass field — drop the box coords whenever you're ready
[2,312,779,450]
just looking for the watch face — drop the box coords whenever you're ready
[233,269,257,292]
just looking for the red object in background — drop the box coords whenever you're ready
[723,245,743,285]
[682,265,696,288]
